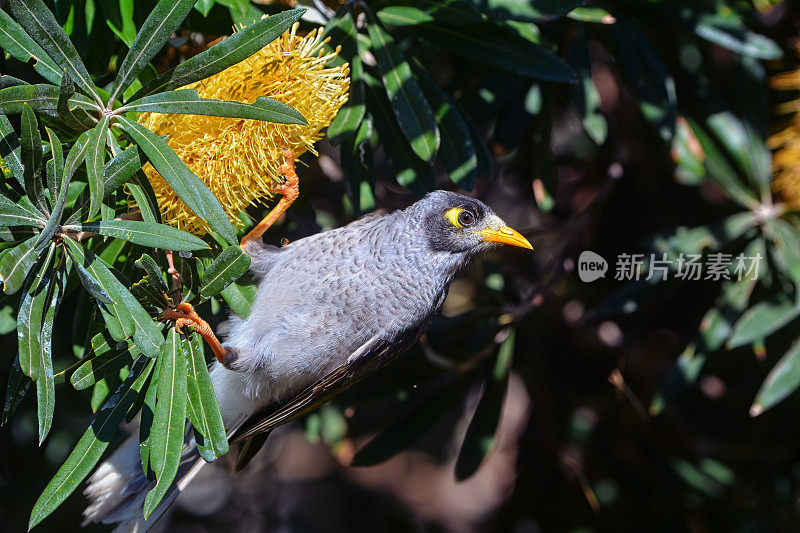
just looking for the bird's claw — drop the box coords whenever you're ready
[159,303,227,364]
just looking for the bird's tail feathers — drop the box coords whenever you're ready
[82,362,261,532]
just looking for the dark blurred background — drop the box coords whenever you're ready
[7,0,800,531]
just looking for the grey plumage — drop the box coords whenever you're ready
[82,190,531,531]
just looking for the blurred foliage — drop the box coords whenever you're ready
[4,0,800,531]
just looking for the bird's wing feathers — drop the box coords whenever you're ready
[230,329,418,445]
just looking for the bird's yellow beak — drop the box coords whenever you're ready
[474,225,533,250]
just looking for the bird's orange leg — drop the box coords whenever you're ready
[240,149,299,248]
[159,303,227,364]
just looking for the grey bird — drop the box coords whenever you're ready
[82,190,532,531]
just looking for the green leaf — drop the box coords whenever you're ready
[0,113,25,186]
[364,73,434,191]
[0,193,46,227]
[71,258,113,306]
[200,245,251,299]
[0,8,62,84]
[727,296,800,349]
[685,117,759,209]
[386,0,484,24]
[220,277,256,318]
[37,266,62,444]
[0,84,97,126]
[0,236,39,295]
[56,69,75,118]
[122,90,306,124]
[6,0,98,100]
[17,243,56,379]
[21,103,46,213]
[184,332,228,461]
[110,0,196,102]
[706,110,771,196]
[28,356,154,530]
[63,238,164,357]
[420,21,576,83]
[143,329,188,518]
[694,13,782,60]
[352,375,468,467]
[135,254,168,292]
[71,344,136,390]
[366,8,440,163]
[131,8,306,99]
[464,0,582,21]
[85,116,108,220]
[44,127,63,205]
[325,16,365,145]
[751,341,800,416]
[416,67,477,189]
[3,356,31,426]
[610,18,676,142]
[769,219,800,288]
[455,329,514,480]
[103,142,145,196]
[65,220,209,251]
[117,115,237,245]
[377,6,435,26]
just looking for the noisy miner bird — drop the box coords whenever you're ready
[83,189,532,531]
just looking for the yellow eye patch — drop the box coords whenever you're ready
[445,207,465,228]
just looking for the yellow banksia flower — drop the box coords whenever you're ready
[138,22,349,235]
[769,51,800,209]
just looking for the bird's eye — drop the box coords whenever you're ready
[458,210,475,226]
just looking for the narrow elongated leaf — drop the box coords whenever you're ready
[44,127,63,204]
[328,53,365,145]
[185,332,228,461]
[0,84,97,122]
[377,6,435,26]
[0,236,39,295]
[3,356,31,426]
[71,344,137,390]
[416,68,477,189]
[0,113,25,186]
[63,238,164,357]
[769,219,800,287]
[56,69,75,118]
[103,142,145,196]
[694,13,782,60]
[85,116,108,219]
[728,296,800,349]
[37,266,63,444]
[21,103,46,213]
[131,8,306,99]
[200,246,251,298]
[220,278,256,318]
[464,0,582,21]
[65,221,209,251]
[686,117,759,208]
[380,0,484,24]
[420,22,576,83]
[17,243,55,379]
[110,0,196,101]
[28,356,154,530]
[140,352,161,480]
[117,116,237,244]
[122,90,306,124]
[144,329,187,518]
[6,0,98,99]
[0,8,62,84]
[366,9,439,163]
[64,129,91,181]
[135,254,168,292]
[0,194,46,227]
[72,259,113,306]
[751,341,800,416]
[126,171,162,223]
[364,73,435,191]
